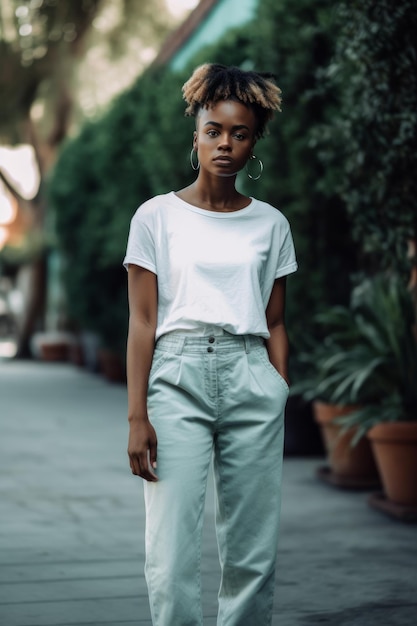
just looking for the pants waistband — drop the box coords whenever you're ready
[155,331,265,355]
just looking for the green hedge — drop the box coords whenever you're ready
[49,0,356,363]
[246,0,357,361]
[49,70,193,352]
[315,0,417,274]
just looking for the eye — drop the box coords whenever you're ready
[233,133,246,141]
[207,129,219,137]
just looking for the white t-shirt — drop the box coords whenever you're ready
[123,192,297,340]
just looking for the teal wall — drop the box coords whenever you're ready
[170,0,258,71]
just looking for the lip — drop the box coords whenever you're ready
[213,156,233,163]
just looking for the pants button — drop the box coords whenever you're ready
[208,336,215,343]
[207,346,214,353]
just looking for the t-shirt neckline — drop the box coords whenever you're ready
[169,191,256,218]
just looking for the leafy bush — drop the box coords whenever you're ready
[315,0,417,274]
[49,69,192,352]
[335,275,417,440]
[292,274,417,441]
[243,0,358,368]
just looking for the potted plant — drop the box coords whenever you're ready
[331,274,417,519]
[291,304,381,488]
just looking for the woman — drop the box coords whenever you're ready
[124,63,297,626]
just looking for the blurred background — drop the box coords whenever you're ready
[1,0,417,508]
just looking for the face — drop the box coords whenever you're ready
[194,99,257,178]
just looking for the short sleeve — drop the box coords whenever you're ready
[123,207,157,273]
[275,221,298,279]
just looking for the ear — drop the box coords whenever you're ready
[193,131,198,150]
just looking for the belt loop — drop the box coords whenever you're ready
[175,336,186,355]
[243,335,250,353]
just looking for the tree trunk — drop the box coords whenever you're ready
[15,254,47,358]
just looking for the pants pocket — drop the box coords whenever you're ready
[148,350,169,385]
[253,347,290,394]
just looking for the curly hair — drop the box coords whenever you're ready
[182,63,282,139]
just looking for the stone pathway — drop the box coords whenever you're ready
[1,360,416,625]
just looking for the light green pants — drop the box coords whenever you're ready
[144,332,288,626]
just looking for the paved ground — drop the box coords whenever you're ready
[1,359,416,626]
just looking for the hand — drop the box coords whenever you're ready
[128,420,158,482]
[281,374,290,387]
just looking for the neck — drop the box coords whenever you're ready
[192,175,241,211]
[176,173,251,213]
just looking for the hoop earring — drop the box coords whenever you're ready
[246,154,263,180]
[190,148,200,171]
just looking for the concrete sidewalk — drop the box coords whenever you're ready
[0,359,416,626]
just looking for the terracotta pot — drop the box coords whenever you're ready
[313,401,379,480]
[39,342,69,362]
[368,422,417,506]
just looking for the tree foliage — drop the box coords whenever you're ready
[315,0,417,273]
[246,0,357,354]
[49,68,193,350]
[50,0,355,359]
[0,0,182,355]
[0,0,176,147]
[0,0,101,141]
[50,0,352,356]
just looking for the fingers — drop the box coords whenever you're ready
[138,449,158,482]
[127,422,158,481]
[149,440,158,471]
[129,446,158,482]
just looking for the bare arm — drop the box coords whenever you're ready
[265,277,290,386]
[126,264,159,481]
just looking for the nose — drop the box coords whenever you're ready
[218,133,232,151]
